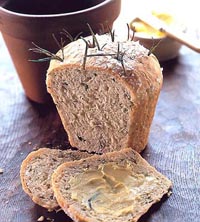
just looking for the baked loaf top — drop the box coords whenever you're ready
[47,34,163,153]
[52,148,172,222]
[20,148,91,210]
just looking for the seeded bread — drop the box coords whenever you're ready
[46,34,163,154]
[20,148,91,210]
[52,148,172,222]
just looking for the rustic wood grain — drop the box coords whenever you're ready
[1,31,200,222]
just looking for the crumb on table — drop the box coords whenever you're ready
[37,216,45,222]
[0,168,3,174]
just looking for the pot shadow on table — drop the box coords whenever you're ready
[160,57,180,77]
[28,99,72,150]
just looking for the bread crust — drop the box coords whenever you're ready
[47,35,163,153]
[20,148,91,210]
[52,148,172,222]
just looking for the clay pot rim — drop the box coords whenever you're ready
[0,0,112,18]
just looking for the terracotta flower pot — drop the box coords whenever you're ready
[0,0,121,103]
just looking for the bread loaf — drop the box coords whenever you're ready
[51,148,172,222]
[46,34,163,154]
[20,148,91,210]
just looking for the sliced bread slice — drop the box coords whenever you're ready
[20,148,91,210]
[52,148,172,222]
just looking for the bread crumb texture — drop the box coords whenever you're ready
[52,148,172,222]
[47,34,163,154]
[20,148,91,210]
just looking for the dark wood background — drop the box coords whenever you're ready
[1,9,200,222]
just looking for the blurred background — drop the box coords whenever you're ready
[116,0,199,33]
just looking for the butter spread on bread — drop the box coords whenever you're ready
[51,148,172,222]
[69,162,158,216]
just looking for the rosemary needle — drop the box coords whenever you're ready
[29,42,63,62]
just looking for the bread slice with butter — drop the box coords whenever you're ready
[20,148,91,210]
[52,148,172,222]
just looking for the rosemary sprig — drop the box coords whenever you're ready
[87,192,100,210]
[81,37,89,70]
[87,23,101,51]
[101,43,107,51]
[29,42,64,62]
[127,23,130,41]
[29,29,83,63]
[108,25,115,42]
[148,37,162,56]
[116,42,121,60]
[127,23,135,41]
[119,52,126,75]
[87,53,116,57]
[81,36,127,75]
[115,42,126,75]
[87,39,95,48]
[131,26,136,41]
[52,33,65,61]
[61,29,83,42]
[81,37,116,69]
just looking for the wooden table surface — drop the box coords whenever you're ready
[1,3,200,222]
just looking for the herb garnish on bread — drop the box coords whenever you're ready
[51,148,172,222]
[46,34,163,153]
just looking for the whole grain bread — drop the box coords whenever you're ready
[51,148,172,222]
[46,34,163,154]
[20,148,91,210]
